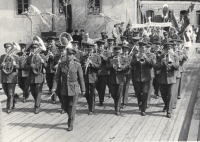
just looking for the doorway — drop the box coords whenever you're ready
[196,11,200,27]
[180,10,187,21]
[146,10,154,22]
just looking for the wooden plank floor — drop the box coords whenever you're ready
[1,45,200,142]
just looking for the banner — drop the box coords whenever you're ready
[132,22,172,28]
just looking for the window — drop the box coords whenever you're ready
[17,0,29,14]
[87,0,101,15]
[146,10,154,22]
[58,0,71,14]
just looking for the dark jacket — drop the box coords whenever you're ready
[156,53,179,84]
[81,54,101,83]
[131,53,156,82]
[98,50,112,76]
[0,54,19,83]
[106,55,129,84]
[24,54,46,84]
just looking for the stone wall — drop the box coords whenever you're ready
[141,1,200,27]
[0,0,66,54]
[71,0,137,38]
[0,0,137,54]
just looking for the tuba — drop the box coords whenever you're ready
[2,42,21,74]
[31,36,46,75]
[59,32,73,48]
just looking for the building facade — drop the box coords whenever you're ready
[140,1,200,28]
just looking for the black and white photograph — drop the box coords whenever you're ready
[0,0,200,141]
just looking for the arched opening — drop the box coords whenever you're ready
[180,10,187,21]
[146,10,154,22]
[196,11,200,27]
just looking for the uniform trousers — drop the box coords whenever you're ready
[122,75,131,105]
[46,73,55,91]
[110,84,124,112]
[147,78,154,107]
[51,81,62,102]
[153,75,160,96]
[61,95,78,127]
[85,83,96,112]
[97,75,110,104]
[18,77,30,99]
[178,73,183,98]
[30,83,42,108]
[2,83,16,110]
[160,84,174,113]
[134,81,150,112]
[173,78,180,107]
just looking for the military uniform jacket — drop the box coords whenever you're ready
[53,60,85,96]
[146,52,156,79]
[74,50,84,63]
[44,45,59,74]
[24,54,45,84]
[123,29,133,43]
[106,55,129,84]
[156,53,179,84]
[81,54,101,83]
[0,54,19,83]
[131,53,156,82]
[98,50,112,76]
[17,53,30,77]
[149,34,159,42]
[162,38,172,45]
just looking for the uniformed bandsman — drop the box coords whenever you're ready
[146,42,157,109]
[156,42,179,118]
[71,40,83,62]
[106,38,115,53]
[24,41,46,114]
[177,40,188,99]
[120,36,128,45]
[18,43,30,103]
[121,45,132,109]
[0,43,20,113]
[52,45,67,113]
[81,43,101,115]
[96,40,111,106]
[162,32,171,45]
[52,48,85,131]
[44,36,59,95]
[131,42,156,116]
[106,46,129,116]
[152,41,162,99]
[101,32,108,47]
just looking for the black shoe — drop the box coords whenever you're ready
[167,113,171,118]
[163,106,167,112]
[7,109,11,114]
[35,108,39,114]
[155,95,159,99]
[67,126,73,131]
[146,105,150,109]
[52,101,56,104]
[121,105,126,109]
[61,109,65,114]
[141,111,146,116]
[22,98,26,103]
[88,112,93,115]
[115,111,121,116]
[98,102,103,106]
[178,96,181,99]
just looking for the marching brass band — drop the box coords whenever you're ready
[0,27,188,131]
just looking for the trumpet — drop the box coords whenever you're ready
[165,53,173,64]
[85,53,92,74]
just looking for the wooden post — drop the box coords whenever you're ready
[65,0,68,32]
[52,0,56,32]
